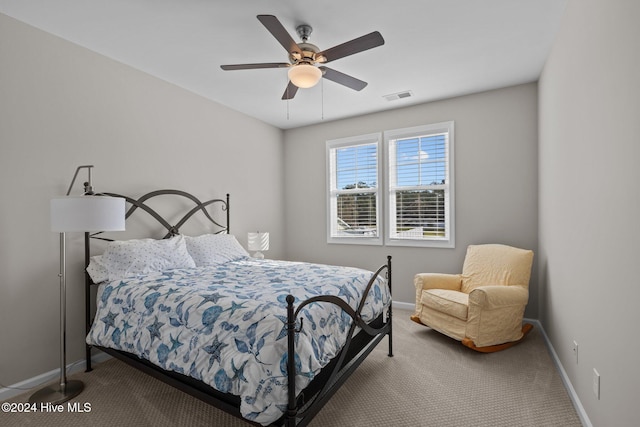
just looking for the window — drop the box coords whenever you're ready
[327,133,382,245]
[326,122,454,248]
[385,122,454,247]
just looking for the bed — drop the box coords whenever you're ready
[84,189,393,426]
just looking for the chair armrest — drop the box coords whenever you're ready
[413,273,462,319]
[414,273,462,292]
[468,285,529,309]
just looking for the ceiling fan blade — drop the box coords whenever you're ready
[221,63,289,71]
[317,31,384,63]
[281,81,299,100]
[257,15,302,56]
[319,67,368,91]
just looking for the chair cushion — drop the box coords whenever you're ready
[461,244,534,294]
[421,289,469,321]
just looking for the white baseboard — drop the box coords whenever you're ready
[526,318,592,427]
[392,300,414,311]
[0,352,111,401]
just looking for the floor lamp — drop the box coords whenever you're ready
[29,165,125,404]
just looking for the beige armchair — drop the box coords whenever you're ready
[411,244,534,352]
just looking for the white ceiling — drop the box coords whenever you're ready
[0,0,567,130]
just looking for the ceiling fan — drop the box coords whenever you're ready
[220,15,385,100]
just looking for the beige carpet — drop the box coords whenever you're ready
[2,309,582,427]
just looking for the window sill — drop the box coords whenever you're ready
[327,236,383,246]
[384,238,455,248]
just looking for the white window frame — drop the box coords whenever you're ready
[384,121,455,248]
[326,133,382,245]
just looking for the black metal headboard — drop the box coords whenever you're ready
[102,189,229,239]
[84,189,229,370]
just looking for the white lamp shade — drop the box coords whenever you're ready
[288,64,322,88]
[51,196,126,232]
[248,232,269,252]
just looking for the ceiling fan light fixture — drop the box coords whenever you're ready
[288,64,322,88]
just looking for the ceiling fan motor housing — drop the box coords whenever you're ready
[290,42,324,65]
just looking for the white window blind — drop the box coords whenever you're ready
[327,134,382,244]
[386,122,454,247]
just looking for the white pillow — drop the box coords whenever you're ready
[184,234,249,266]
[86,255,109,284]
[99,235,196,281]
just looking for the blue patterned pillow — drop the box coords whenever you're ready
[100,235,196,281]
[184,234,250,266]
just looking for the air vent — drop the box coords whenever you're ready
[383,91,413,101]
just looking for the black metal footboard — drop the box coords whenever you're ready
[283,255,393,427]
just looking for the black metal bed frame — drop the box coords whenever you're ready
[84,189,393,427]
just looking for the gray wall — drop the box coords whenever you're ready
[283,83,539,314]
[0,14,284,386]
[538,1,640,425]
[13,4,635,423]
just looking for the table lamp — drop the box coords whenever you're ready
[248,232,269,259]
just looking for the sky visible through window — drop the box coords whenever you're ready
[335,135,446,189]
[395,134,446,187]
[336,144,377,189]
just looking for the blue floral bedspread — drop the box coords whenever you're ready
[86,258,391,425]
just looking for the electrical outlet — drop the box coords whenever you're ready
[572,340,578,364]
[593,369,600,399]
